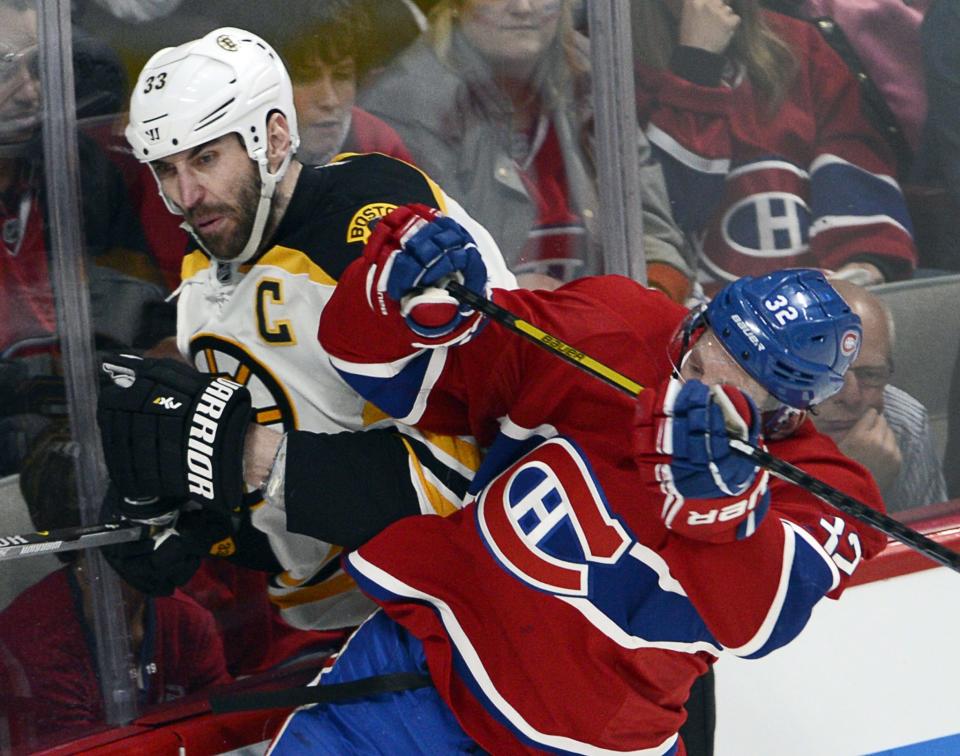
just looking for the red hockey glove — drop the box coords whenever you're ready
[364,204,487,346]
[635,377,770,543]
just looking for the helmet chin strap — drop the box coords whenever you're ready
[228,149,293,265]
[761,404,807,440]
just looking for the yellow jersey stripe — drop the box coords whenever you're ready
[362,401,391,427]
[331,151,448,214]
[256,408,284,425]
[252,246,338,286]
[181,250,210,281]
[269,572,357,609]
[400,436,459,517]
[416,430,482,476]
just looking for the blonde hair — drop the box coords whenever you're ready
[632,0,796,114]
[426,0,587,83]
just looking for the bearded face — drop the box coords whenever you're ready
[180,159,261,261]
[152,134,268,261]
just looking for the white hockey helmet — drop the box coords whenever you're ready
[126,27,301,263]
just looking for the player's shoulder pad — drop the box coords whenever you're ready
[267,153,448,282]
[323,152,447,212]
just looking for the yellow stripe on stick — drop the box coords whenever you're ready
[512,319,644,396]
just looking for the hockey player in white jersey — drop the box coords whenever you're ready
[99,26,516,631]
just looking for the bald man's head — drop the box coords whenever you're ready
[813,280,894,442]
[830,279,894,351]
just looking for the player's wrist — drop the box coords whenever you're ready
[262,432,289,510]
[243,424,284,489]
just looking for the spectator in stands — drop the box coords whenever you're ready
[0,0,170,474]
[632,0,917,295]
[351,0,428,87]
[0,1,154,353]
[277,0,414,166]
[0,423,231,752]
[813,280,947,514]
[358,0,694,300]
[763,0,930,166]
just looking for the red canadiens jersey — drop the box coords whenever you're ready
[513,118,589,283]
[319,268,887,754]
[0,568,231,750]
[0,192,57,355]
[636,11,916,290]
[345,106,414,164]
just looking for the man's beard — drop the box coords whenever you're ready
[186,171,261,261]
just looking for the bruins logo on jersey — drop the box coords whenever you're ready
[346,202,398,245]
[190,334,298,432]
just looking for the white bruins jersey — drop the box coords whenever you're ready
[175,153,516,629]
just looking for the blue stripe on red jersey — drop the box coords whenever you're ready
[809,155,914,235]
[468,416,560,496]
[734,521,840,660]
[647,123,729,232]
[329,348,444,424]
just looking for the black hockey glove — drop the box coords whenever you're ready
[98,355,252,515]
[100,486,238,596]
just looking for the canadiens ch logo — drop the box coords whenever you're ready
[346,203,398,245]
[477,437,631,596]
[722,192,811,257]
[701,160,818,283]
[840,329,860,357]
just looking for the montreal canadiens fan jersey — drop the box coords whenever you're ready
[175,152,516,630]
[319,271,887,754]
[636,10,916,290]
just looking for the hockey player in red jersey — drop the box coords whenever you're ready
[268,204,887,755]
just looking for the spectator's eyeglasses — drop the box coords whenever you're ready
[0,45,39,83]
[849,363,893,389]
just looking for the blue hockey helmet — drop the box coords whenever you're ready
[669,269,861,438]
[702,269,862,411]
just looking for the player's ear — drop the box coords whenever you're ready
[265,110,292,171]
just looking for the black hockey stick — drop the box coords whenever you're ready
[0,521,146,561]
[446,280,960,574]
[210,672,433,714]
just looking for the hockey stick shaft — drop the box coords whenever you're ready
[447,281,960,574]
[0,521,146,561]
[448,281,645,396]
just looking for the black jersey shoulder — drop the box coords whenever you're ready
[263,153,447,282]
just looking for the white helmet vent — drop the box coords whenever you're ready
[196,99,236,131]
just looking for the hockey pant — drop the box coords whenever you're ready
[269,610,484,755]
